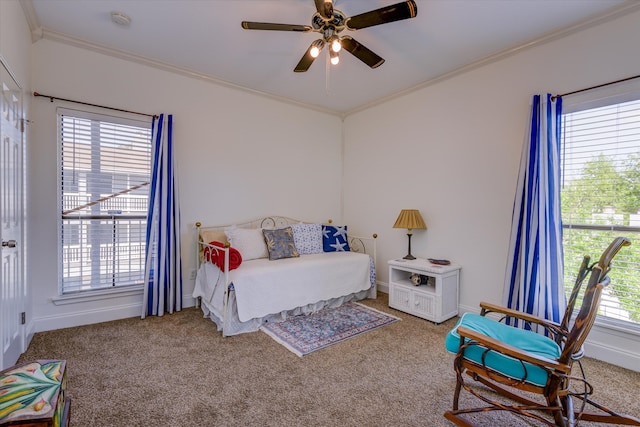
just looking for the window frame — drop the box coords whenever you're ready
[560,78,640,334]
[56,107,152,296]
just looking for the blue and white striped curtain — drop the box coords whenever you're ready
[142,114,182,318]
[503,94,565,330]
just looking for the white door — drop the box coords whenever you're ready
[0,59,24,370]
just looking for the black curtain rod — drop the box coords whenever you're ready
[552,74,640,100]
[33,91,157,119]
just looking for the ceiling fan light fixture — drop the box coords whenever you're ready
[330,37,341,53]
[241,0,418,72]
[310,39,325,58]
[330,49,339,65]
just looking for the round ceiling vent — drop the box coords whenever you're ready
[110,11,131,26]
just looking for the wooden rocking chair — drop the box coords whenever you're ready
[444,237,640,426]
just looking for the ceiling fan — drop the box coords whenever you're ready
[241,0,418,72]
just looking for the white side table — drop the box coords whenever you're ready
[388,258,461,323]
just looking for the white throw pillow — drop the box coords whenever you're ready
[224,227,268,261]
[290,223,323,255]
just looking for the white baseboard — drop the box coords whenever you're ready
[23,320,36,353]
[583,337,640,372]
[33,297,198,333]
[377,281,389,294]
[33,303,143,333]
[458,304,478,315]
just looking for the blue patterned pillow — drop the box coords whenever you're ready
[322,225,351,252]
[262,227,300,260]
[291,223,323,255]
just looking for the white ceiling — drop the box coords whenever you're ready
[23,0,638,115]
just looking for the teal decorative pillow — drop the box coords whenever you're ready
[445,313,560,387]
[262,227,300,260]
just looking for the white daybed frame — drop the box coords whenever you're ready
[194,216,377,336]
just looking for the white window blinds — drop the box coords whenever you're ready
[58,108,152,293]
[561,92,640,328]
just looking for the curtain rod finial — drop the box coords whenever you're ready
[32,91,52,102]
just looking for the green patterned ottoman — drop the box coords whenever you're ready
[0,360,69,427]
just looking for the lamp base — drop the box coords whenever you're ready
[404,232,416,260]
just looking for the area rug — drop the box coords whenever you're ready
[260,302,400,356]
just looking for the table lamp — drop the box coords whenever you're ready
[393,209,426,260]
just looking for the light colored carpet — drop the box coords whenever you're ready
[17,294,640,426]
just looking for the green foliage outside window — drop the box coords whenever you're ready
[561,155,640,323]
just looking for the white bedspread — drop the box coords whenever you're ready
[193,251,371,323]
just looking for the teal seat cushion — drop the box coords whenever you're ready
[445,312,561,387]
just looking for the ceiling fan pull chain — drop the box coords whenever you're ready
[325,52,331,94]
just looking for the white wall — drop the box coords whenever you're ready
[0,1,31,82]
[343,8,640,370]
[29,38,343,332]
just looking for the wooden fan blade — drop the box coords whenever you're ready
[314,0,334,19]
[294,43,319,72]
[241,21,312,32]
[340,36,385,69]
[345,0,417,30]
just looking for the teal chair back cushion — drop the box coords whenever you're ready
[445,313,561,387]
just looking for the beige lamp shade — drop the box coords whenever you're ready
[393,209,427,231]
[393,209,426,260]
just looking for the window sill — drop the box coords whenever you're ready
[51,285,144,306]
[594,316,640,337]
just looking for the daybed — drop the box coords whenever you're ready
[192,216,377,336]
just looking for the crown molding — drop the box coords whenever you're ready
[19,0,43,42]
[36,28,341,117]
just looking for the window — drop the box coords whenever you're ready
[58,108,152,293]
[560,83,640,329]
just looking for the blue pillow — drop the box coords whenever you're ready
[322,225,351,252]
